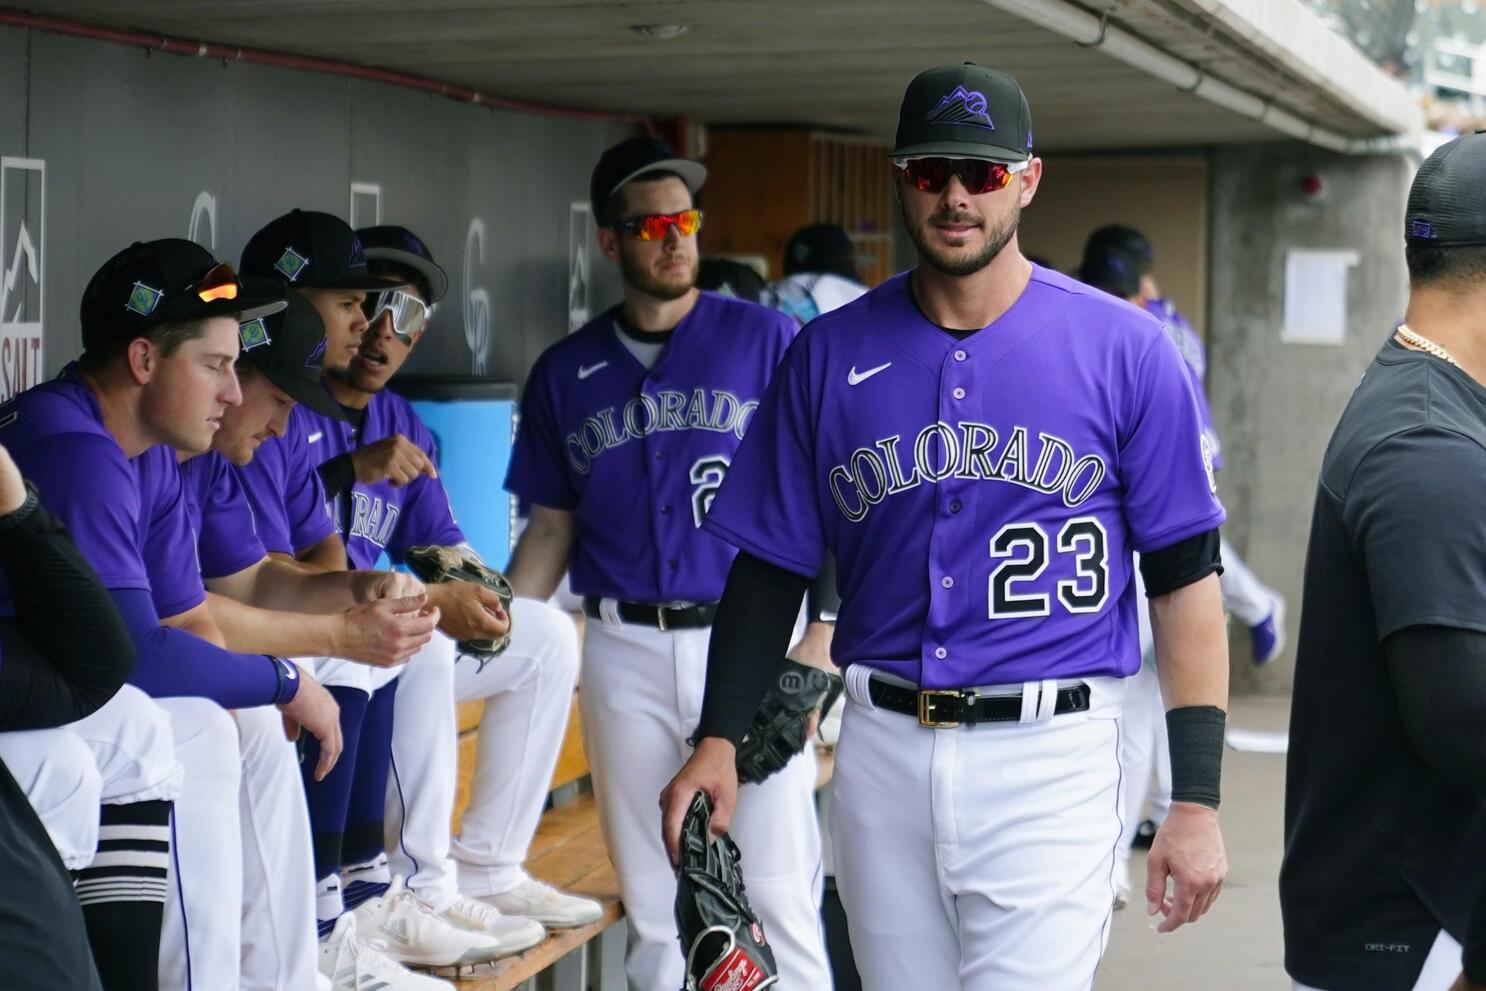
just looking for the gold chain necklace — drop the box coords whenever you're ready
[1395,324,1461,368]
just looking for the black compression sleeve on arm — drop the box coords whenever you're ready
[317,453,356,503]
[0,496,136,730]
[695,552,809,745]
[1140,528,1223,598]
[806,551,840,623]
[1384,625,1486,791]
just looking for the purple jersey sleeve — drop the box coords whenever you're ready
[702,338,824,577]
[506,351,582,512]
[384,422,465,563]
[12,431,153,594]
[182,453,267,581]
[236,430,334,556]
[1120,333,1226,552]
[136,450,208,619]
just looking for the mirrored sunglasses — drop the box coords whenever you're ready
[364,288,431,344]
[615,209,704,241]
[892,157,1028,195]
[191,262,243,303]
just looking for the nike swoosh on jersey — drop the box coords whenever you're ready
[847,362,892,385]
[307,431,323,443]
[577,362,609,380]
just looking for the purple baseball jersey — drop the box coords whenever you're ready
[0,367,205,618]
[236,426,335,556]
[288,395,463,570]
[1146,297,1222,470]
[174,450,267,582]
[704,268,1225,689]
[506,294,798,602]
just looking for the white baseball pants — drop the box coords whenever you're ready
[580,617,831,991]
[0,684,181,870]
[382,600,580,908]
[156,699,318,991]
[831,671,1126,991]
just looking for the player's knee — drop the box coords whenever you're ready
[1,729,103,867]
[159,697,242,781]
[98,685,183,802]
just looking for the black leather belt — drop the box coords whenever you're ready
[868,678,1091,728]
[582,597,719,631]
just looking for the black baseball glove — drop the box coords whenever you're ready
[735,659,843,785]
[675,791,778,991]
[403,545,513,659]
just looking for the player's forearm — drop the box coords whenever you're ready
[245,557,370,612]
[1149,572,1228,711]
[204,590,342,658]
[506,506,576,600]
[290,534,351,573]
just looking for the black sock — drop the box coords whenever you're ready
[73,800,172,990]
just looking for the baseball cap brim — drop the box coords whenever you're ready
[611,158,708,199]
[888,139,1030,164]
[362,247,449,303]
[264,369,346,421]
[178,295,286,327]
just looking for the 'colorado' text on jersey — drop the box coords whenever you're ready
[704,268,1225,688]
[506,294,797,603]
[287,394,464,571]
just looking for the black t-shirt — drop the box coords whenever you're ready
[1282,339,1486,989]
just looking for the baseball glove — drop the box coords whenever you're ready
[735,659,843,785]
[403,545,513,659]
[675,791,778,991]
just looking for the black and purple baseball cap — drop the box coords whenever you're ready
[357,225,449,304]
[80,239,285,353]
[235,277,345,421]
[240,210,393,291]
[891,62,1034,165]
[1405,131,1486,246]
[590,136,707,215]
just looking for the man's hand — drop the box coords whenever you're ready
[361,569,426,604]
[0,444,27,515]
[278,666,342,781]
[661,737,738,867]
[330,595,440,667]
[350,435,437,487]
[427,581,510,644]
[1145,802,1227,933]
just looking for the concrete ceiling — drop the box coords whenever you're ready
[7,0,1412,151]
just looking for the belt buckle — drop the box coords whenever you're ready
[918,689,963,728]
[655,601,689,632]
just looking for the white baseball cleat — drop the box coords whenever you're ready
[479,874,604,929]
[319,913,454,991]
[352,877,503,967]
[440,893,547,956]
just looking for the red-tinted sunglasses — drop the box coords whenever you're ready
[615,209,704,241]
[893,157,1029,195]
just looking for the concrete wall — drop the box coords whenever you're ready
[1206,143,1413,693]
[0,25,635,400]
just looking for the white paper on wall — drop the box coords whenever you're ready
[1282,248,1359,346]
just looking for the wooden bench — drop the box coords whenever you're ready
[449,695,627,991]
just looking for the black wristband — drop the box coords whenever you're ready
[0,481,41,537]
[1166,705,1225,809]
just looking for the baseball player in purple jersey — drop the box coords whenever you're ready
[348,225,600,939]
[234,210,503,987]
[504,136,832,991]
[0,239,346,991]
[661,64,1232,990]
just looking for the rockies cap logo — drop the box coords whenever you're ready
[126,281,163,316]
[304,337,327,370]
[238,317,271,351]
[275,246,310,282]
[926,85,996,130]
